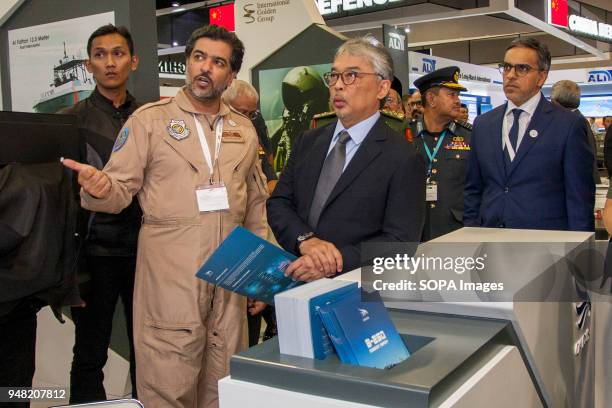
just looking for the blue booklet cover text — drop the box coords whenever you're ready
[195,226,300,304]
[319,291,410,369]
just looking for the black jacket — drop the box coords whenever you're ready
[0,163,80,318]
[267,117,426,273]
[62,88,141,257]
[411,119,472,241]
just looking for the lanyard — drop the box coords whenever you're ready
[420,130,447,176]
[193,114,224,184]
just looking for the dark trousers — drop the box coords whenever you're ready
[0,299,42,408]
[247,305,277,347]
[69,255,136,404]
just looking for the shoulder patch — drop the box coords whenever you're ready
[380,109,405,121]
[312,111,336,120]
[113,127,129,152]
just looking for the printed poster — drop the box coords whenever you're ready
[8,11,115,113]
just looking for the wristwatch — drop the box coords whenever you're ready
[296,232,315,247]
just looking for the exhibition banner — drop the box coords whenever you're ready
[8,11,115,113]
[382,24,408,94]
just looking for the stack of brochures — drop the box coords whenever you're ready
[275,278,359,359]
[318,290,411,369]
[195,226,301,304]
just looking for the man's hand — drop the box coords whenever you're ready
[62,158,111,199]
[298,237,343,276]
[285,255,328,282]
[247,299,267,315]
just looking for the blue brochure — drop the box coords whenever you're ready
[195,226,300,304]
[318,291,410,369]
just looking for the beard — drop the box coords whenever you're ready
[186,73,228,102]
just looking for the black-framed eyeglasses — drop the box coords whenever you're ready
[498,62,541,77]
[323,70,383,86]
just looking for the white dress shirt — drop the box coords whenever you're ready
[502,92,541,156]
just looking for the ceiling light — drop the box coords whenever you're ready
[171,1,180,6]
[172,41,179,46]
[404,27,410,33]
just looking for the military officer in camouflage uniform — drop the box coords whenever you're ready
[407,66,472,241]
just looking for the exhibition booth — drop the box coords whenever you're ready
[0,0,610,407]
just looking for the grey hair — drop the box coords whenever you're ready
[551,80,581,110]
[335,35,394,81]
[222,79,259,104]
[506,37,551,72]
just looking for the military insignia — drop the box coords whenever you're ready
[454,70,459,82]
[113,127,129,152]
[405,128,414,143]
[167,119,190,141]
[228,119,237,127]
[529,129,538,138]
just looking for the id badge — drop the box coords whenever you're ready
[426,183,438,202]
[195,182,229,212]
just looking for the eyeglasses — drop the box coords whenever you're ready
[498,63,541,77]
[323,70,383,86]
[410,101,422,107]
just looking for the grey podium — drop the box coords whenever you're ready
[219,228,595,408]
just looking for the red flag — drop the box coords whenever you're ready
[549,0,568,27]
[209,4,235,32]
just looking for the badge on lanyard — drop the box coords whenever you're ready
[426,182,438,202]
[193,114,229,212]
[195,182,229,212]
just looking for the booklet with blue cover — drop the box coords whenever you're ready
[275,279,359,360]
[318,291,410,369]
[195,226,301,304]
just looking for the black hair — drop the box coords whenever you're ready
[87,24,134,57]
[506,37,551,72]
[460,103,468,109]
[185,25,245,73]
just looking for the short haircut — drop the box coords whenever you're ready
[222,79,259,104]
[460,103,468,109]
[87,24,134,57]
[422,87,440,108]
[551,80,581,110]
[335,35,394,81]
[506,37,551,72]
[185,25,245,73]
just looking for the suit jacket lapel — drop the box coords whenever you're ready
[507,96,552,177]
[321,117,385,211]
[302,124,335,214]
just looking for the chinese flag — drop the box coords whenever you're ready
[549,0,568,27]
[209,4,235,32]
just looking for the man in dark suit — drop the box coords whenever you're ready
[464,37,594,231]
[267,36,426,281]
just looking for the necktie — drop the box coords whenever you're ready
[508,108,523,154]
[308,130,351,228]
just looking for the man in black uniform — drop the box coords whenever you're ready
[407,66,472,241]
[61,24,140,403]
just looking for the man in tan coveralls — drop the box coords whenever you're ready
[63,25,268,407]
